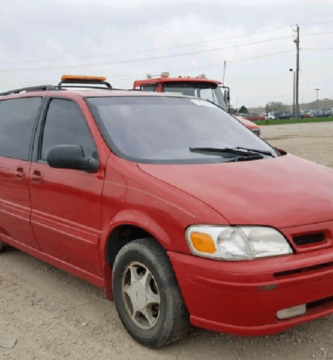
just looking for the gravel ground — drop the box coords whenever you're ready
[1,121,333,360]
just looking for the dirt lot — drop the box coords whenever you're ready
[1,122,333,360]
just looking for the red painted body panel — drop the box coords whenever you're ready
[1,88,333,338]
[0,157,40,248]
[1,232,104,288]
[100,155,226,255]
[169,245,333,335]
[138,155,333,228]
[133,77,223,88]
[234,116,258,130]
[27,94,111,277]
[243,114,265,122]
[29,164,105,276]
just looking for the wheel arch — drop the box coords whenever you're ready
[100,209,175,300]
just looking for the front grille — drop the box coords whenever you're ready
[307,295,333,310]
[293,232,325,246]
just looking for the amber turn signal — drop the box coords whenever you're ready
[190,232,216,253]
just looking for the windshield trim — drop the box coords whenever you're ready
[85,95,276,165]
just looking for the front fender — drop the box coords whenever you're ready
[99,208,185,301]
[99,208,174,262]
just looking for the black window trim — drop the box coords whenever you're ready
[33,96,99,165]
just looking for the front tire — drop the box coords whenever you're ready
[0,241,5,253]
[112,238,190,348]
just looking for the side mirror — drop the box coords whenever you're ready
[47,145,99,173]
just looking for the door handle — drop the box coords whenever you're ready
[31,169,43,184]
[15,167,25,180]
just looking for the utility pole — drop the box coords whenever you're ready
[315,88,320,110]
[294,25,300,122]
[289,68,296,116]
[223,60,226,84]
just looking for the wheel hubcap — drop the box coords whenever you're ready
[122,262,161,330]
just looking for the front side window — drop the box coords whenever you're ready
[41,99,97,161]
[0,97,41,160]
[87,96,275,164]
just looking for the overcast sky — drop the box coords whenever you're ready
[0,0,332,108]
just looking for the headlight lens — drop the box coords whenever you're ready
[186,226,293,260]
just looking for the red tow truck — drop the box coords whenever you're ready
[133,72,261,136]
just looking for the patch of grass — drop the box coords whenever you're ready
[254,117,333,126]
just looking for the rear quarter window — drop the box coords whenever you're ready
[0,97,42,160]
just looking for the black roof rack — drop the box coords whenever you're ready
[0,85,57,96]
[0,79,139,97]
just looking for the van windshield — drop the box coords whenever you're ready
[162,82,228,111]
[87,96,275,164]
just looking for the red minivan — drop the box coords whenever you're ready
[1,76,333,348]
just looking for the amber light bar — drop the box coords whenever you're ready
[61,75,107,82]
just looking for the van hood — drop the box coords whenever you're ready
[138,154,333,229]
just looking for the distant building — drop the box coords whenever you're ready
[298,99,333,111]
[247,99,333,114]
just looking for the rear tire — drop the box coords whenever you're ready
[112,238,190,348]
[0,241,5,253]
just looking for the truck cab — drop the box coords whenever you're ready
[133,73,261,136]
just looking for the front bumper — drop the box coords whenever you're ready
[168,248,333,336]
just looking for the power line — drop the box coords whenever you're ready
[229,49,295,64]
[2,25,329,68]
[0,35,292,73]
[0,25,291,66]
[106,49,295,81]
[302,31,333,37]
[112,50,295,82]
[299,20,333,26]
[302,47,333,50]
[0,49,296,86]
[3,29,330,73]
[0,30,330,73]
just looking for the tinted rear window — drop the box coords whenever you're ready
[0,97,42,160]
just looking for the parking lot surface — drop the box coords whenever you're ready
[1,121,333,360]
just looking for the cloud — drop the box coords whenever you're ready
[0,0,332,106]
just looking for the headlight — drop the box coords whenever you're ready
[185,226,293,260]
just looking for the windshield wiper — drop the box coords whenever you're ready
[232,147,274,157]
[226,155,264,162]
[189,147,269,158]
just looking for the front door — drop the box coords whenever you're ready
[29,98,104,277]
